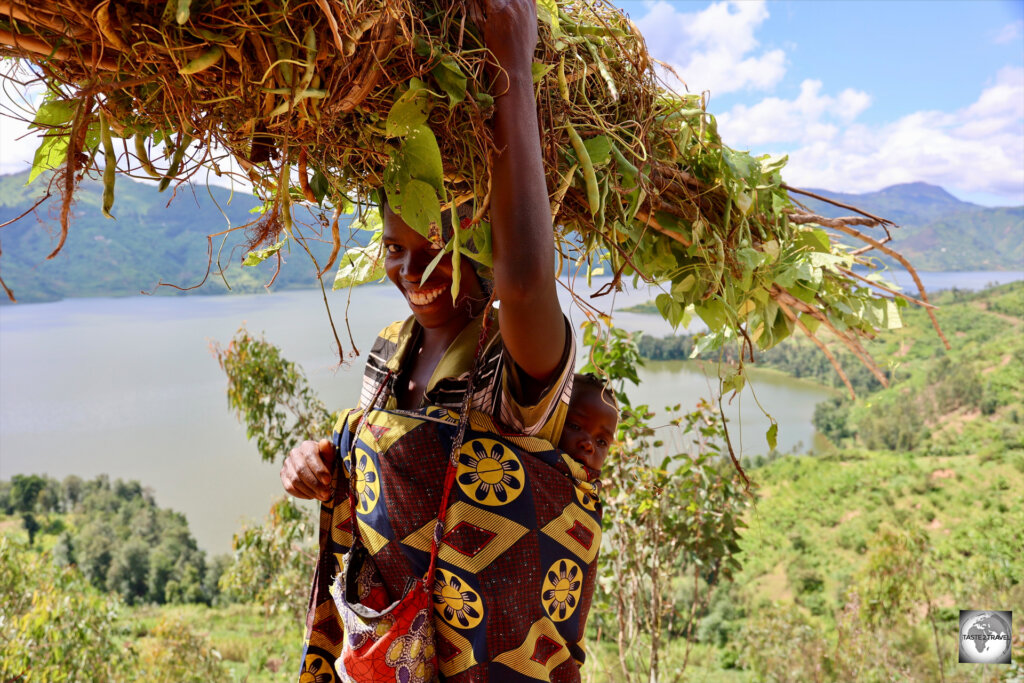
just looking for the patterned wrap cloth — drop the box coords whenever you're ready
[300,406,603,683]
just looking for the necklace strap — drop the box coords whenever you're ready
[425,302,496,583]
[345,369,393,546]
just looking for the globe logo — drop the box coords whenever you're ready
[959,610,1012,664]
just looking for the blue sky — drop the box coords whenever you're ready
[1,1,1022,205]
[616,0,1024,205]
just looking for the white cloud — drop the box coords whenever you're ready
[753,67,1024,203]
[717,80,872,146]
[633,0,786,96]
[993,20,1023,44]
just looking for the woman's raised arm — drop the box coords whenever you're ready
[479,0,566,387]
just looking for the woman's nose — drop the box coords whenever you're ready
[399,253,422,282]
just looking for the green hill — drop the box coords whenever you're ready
[698,284,1024,679]
[800,182,1023,271]
[0,171,351,303]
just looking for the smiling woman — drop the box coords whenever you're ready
[279,2,597,681]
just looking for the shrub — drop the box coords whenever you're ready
[0,537,134,683]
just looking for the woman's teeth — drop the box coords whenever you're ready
[409,287,444,306]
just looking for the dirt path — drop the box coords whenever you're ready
[971,301,1021,326]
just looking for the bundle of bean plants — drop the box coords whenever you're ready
[0,0,945,392]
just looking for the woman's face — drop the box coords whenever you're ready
[382,205,484,331]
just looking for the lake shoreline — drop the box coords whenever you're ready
[2,272,1015,553]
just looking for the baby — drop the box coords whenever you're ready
[558,373,620,474]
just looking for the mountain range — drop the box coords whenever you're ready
[0,172,1020,304]
[799,182,1022,271]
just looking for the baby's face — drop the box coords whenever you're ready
[558,387,619,472]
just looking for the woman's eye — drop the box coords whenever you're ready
[385,244,402,254]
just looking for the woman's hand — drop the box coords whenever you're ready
[280,438,336,501]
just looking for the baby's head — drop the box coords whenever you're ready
[558,373,619,473]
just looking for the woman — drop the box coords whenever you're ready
[283,2,597,681]
[281,0,571,508]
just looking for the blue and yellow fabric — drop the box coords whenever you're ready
[300,406,602,683]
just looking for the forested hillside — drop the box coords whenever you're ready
[0,474,214,604]
[636,281,1024,458]
[0,171,350,303]
[0,474,312,682]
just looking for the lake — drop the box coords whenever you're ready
[1,270,1019,553]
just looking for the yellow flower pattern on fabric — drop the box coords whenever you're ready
[299,654,336,683]
[542,559,583,622]
[574,479,599,511]
[432,568,484,629]
[457,438,525,506]
[345,446,381,515]
[424,406,460,425]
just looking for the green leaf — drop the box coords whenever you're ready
[735,190,754,216]
[309,169,330,205]
[398,178,442,240]
[691,330,724,358]
[403,125,444,194]
[655,293,685,329]
[766,422,778,451]
[242,240,286,266]
[722,147,757,181]
[31,99,76,128]
[385,82,431,137]
[531,62,554,84]
[431,56,467,105]
[885,299,904,329]
[383,152,412,214]
[582,135,611,167]
[333,239,385,289]
[671,274,696,297]
[722,370,745,394]
[800,313,822,334]
[462,222,493,268]
[29,134,70,184]
[735,246,767,272]
[420,238,453,285]
[795,228,831,253]
[695,298,729,331]
[536,0,562,37]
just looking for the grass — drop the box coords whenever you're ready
[125,603,300,683]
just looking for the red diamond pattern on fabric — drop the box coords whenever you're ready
[566,520,594,550]
[312,613,344,646]
[438,634,462,663]
[442,521,498,558]
[367,423,390,440]
[530,634,563,665]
